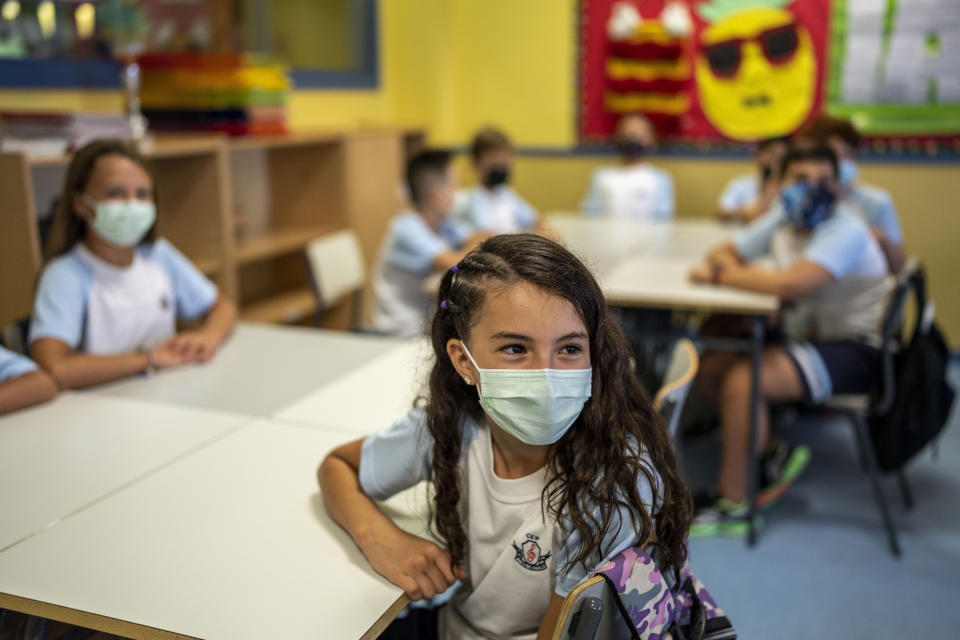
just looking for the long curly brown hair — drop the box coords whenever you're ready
[425,233,693,577]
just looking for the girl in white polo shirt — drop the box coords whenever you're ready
[320,234,692,640]
[30,139,236,389]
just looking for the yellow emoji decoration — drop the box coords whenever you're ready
[695,0,816,140]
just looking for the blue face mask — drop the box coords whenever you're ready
[781,182,836,231]
[838,159,859,187]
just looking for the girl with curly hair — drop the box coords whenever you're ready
[319,233,691,639]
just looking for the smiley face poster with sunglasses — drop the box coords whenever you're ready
[578,0,829,143]
[695,0,824,140]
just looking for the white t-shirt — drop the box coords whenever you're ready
[453,186,538,234]
[30,239,218,354]
[581,164,675,221]
[372,212,470,337]
[360,409,655,640]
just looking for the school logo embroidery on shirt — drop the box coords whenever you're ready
[513,533,552,572]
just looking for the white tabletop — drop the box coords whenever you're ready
[0,420,431,640]
[274,339,432,433]
[0,393,248,552]
[547,213,777,314]
[92,323,406,416]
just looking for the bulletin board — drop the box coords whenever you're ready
[579,0,960,154]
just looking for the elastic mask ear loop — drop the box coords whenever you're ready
[459,341,483,392]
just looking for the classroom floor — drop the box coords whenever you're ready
[685,363,960,638]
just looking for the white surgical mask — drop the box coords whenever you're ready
[84,196,156,247]
[460,342,592,446]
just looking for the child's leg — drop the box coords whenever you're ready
[717,347,806,502]
[695,350,740,407]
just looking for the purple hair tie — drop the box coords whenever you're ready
[440,300,449,310]
[451,265,459,273]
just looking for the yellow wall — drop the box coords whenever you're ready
[1,0,957,339]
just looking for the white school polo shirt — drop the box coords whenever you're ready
[360,408,656,640]
[581,164,675,221]
[30,239,218,355]
[453,185,538,234]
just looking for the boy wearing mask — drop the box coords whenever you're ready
[688,144,892,533]
[802,115,905,273]
[373,149,488,337]
[581,113,675,221]
[454,127,539,234]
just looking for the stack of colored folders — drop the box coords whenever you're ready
[139,54,289,136]
[604,21,691,135]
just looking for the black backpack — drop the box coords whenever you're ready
[869,266,956,472]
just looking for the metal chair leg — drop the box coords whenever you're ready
[897,469,914,511]
[850,412,902,557]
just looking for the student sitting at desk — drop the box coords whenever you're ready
[581,113,674,221]
[372,149,489,337]
[716,137,789,224]
[30,140,237,390]
[322,234,692,640]
[453,126,539,234]
[801,115,906,273]
[688,144,891,535]
[0,346,57,415]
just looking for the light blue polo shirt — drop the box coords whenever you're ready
[848,182,903,245]
[372,212,471,337]
[0,346,37,382]
[718,173,760,211]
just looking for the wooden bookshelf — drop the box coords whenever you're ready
[235,226,336,265]
[240,287,316,324]
[1,127,423,331]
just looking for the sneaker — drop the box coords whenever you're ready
[689,490,755,537]
[756,442,811,508]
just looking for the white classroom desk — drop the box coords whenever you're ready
[0,393,248,552]
[546,213,777,314]
[275,338,431,433]
[0,420,431,640]
[91,323,408,416]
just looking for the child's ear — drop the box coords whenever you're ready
[73,193,92,220]
[446,338,476,386]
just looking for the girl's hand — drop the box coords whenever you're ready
[358,526,467,601]
[689,263,713,284]
[164,331,220,363]
[149,342,196,370]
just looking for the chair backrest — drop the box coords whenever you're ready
[875,259,920,414]
[654,338,700,441]
[551,575,634,640]
[304,229,366,310]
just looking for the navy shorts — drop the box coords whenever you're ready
[782,339,882,404]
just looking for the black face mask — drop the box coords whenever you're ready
[483,166,510,188]
[617,138,647,159]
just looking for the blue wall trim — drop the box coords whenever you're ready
[510,144,960,163]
